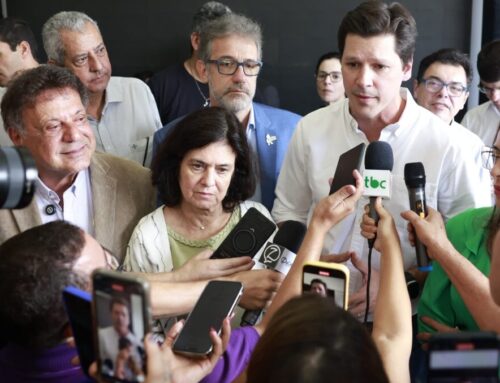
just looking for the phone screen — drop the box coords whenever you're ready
[302,264,348,309]
[93,271,150,383]
[173,280,243,356]
[329,143,366,194]
[428,332,500,382]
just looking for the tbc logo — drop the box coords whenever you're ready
[364,176,387,189]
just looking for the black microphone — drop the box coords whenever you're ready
[404,162,432,272]
[363,141,394,249]
[240,221,307,326]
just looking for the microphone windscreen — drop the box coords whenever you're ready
[273,221,307,253]
[404,162,426,188]
[364,141,394,171]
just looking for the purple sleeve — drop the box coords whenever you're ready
[200,326,260,383]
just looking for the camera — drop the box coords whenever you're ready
[0,147,37,209]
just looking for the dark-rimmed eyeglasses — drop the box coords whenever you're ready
[479,85,500,98]
[420,78,468,97]
[316,71,342,83]
[206,58,263,76]
[481,147,500,170]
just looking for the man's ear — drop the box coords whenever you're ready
[190,32,200,52]
[412,79,419,95]
[197,59,208,83]
[17,41,31,58]
[402,58,413,82]
[7,127,24,146]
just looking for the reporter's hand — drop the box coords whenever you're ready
[230,269,284,310]
[348,253,380,318]
[400,207,452,260]
[174,250,254,282]
[310,170,364,234]
[360,197,400,253]
[146,317,231,383]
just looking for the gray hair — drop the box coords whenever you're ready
[198,13,262,62]
[192,1,232,34]
[42,11,99,64]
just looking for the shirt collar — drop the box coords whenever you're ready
[246,105,256,131]
[345,88,416,138]
[35,169,87,202]
[103,77,123,105]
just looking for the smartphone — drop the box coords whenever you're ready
[62,286,94,377]
[210,207,276,259]
[173,280,243,356]
[329,143,366,194]
[302,261,350,309]
[92,269,152,383]
[427,332,500,383]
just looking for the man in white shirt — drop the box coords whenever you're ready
[413,48,490,187]
[42,11,162,166]
[0,65,155,262]
[272,1,491,318]
[461,39,500,146]
[0,18,39,146]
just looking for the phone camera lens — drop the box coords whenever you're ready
[232,228,256,254]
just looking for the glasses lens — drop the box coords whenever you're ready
[217,59,237,75]
[243,60,261,76]
[425,79,442,93]
[482,150,495,170]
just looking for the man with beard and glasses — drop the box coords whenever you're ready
[42,11,162,166]
[153,13,301,211]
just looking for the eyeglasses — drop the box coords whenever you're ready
[481,147,500,170]
[479,84,500,97]
[206,58,263,76]
[316,71,342,83]
[420,78,468,97]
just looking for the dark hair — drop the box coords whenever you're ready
[192,1,232,34]
[417,48,472,85]
[1,64,89,134]
[337,1,417,65]
[0,221,86,349]
[310,278,327,290]
[247,295,389,383]
[0,18,38,60]
[477,40,500,83]
[152,107,256,212]
[118,336,133,350]
[315,52,341,74]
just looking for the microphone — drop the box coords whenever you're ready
[404,162,432,272]
[363,141,394,249]
[240,221,307,326]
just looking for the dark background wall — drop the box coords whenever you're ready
[7,0,472,116]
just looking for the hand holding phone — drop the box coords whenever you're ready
[173,280,243,356]
[302,261,350,309]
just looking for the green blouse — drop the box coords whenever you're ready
[418,207,493,333]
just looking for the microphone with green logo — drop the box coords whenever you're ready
[363,141,394,249]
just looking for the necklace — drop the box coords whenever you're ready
[193,77,210,108]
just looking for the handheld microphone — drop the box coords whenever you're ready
[404,162,432,272]
[363,141,394,249]
[240,221,307,326]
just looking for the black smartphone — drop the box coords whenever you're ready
[210,207,276,259]
[62,286,94,377]
[92,269,152,383]
[173,280,243,356]
[428,331,500,383]
[329,143,366,194]
[302,261,350,309]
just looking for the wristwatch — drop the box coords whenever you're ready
[404,271,420,300]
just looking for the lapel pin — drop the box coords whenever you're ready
[266,134,277,146]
